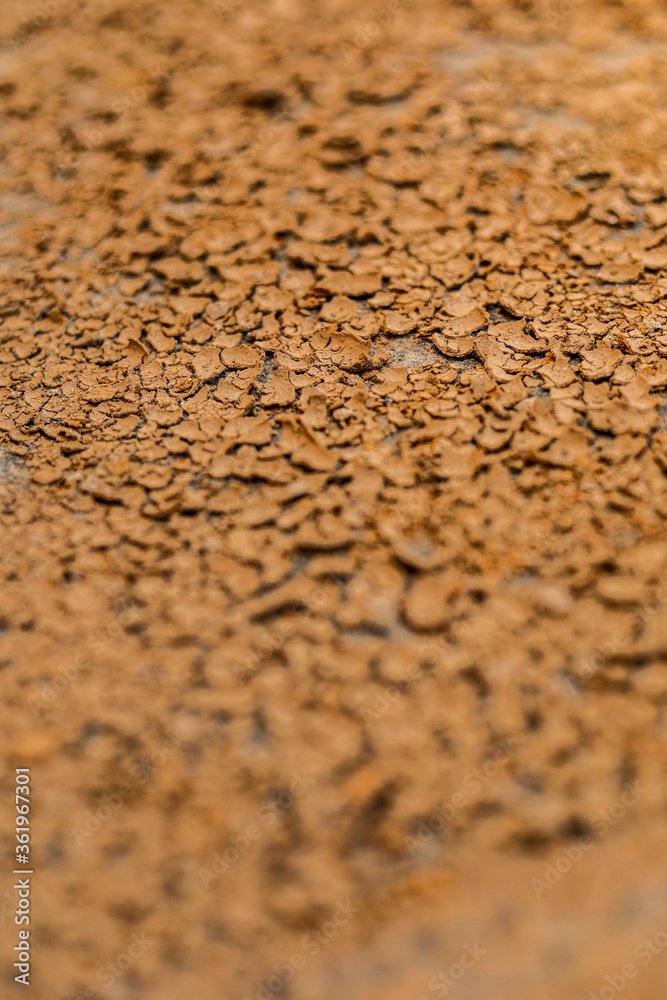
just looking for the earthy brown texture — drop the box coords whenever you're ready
[3,1,667,997]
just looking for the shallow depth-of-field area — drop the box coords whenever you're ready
[3,1,667,997]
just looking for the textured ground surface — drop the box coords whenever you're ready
[3,1,667,997]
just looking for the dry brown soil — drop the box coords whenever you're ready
[3,1,667,998]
